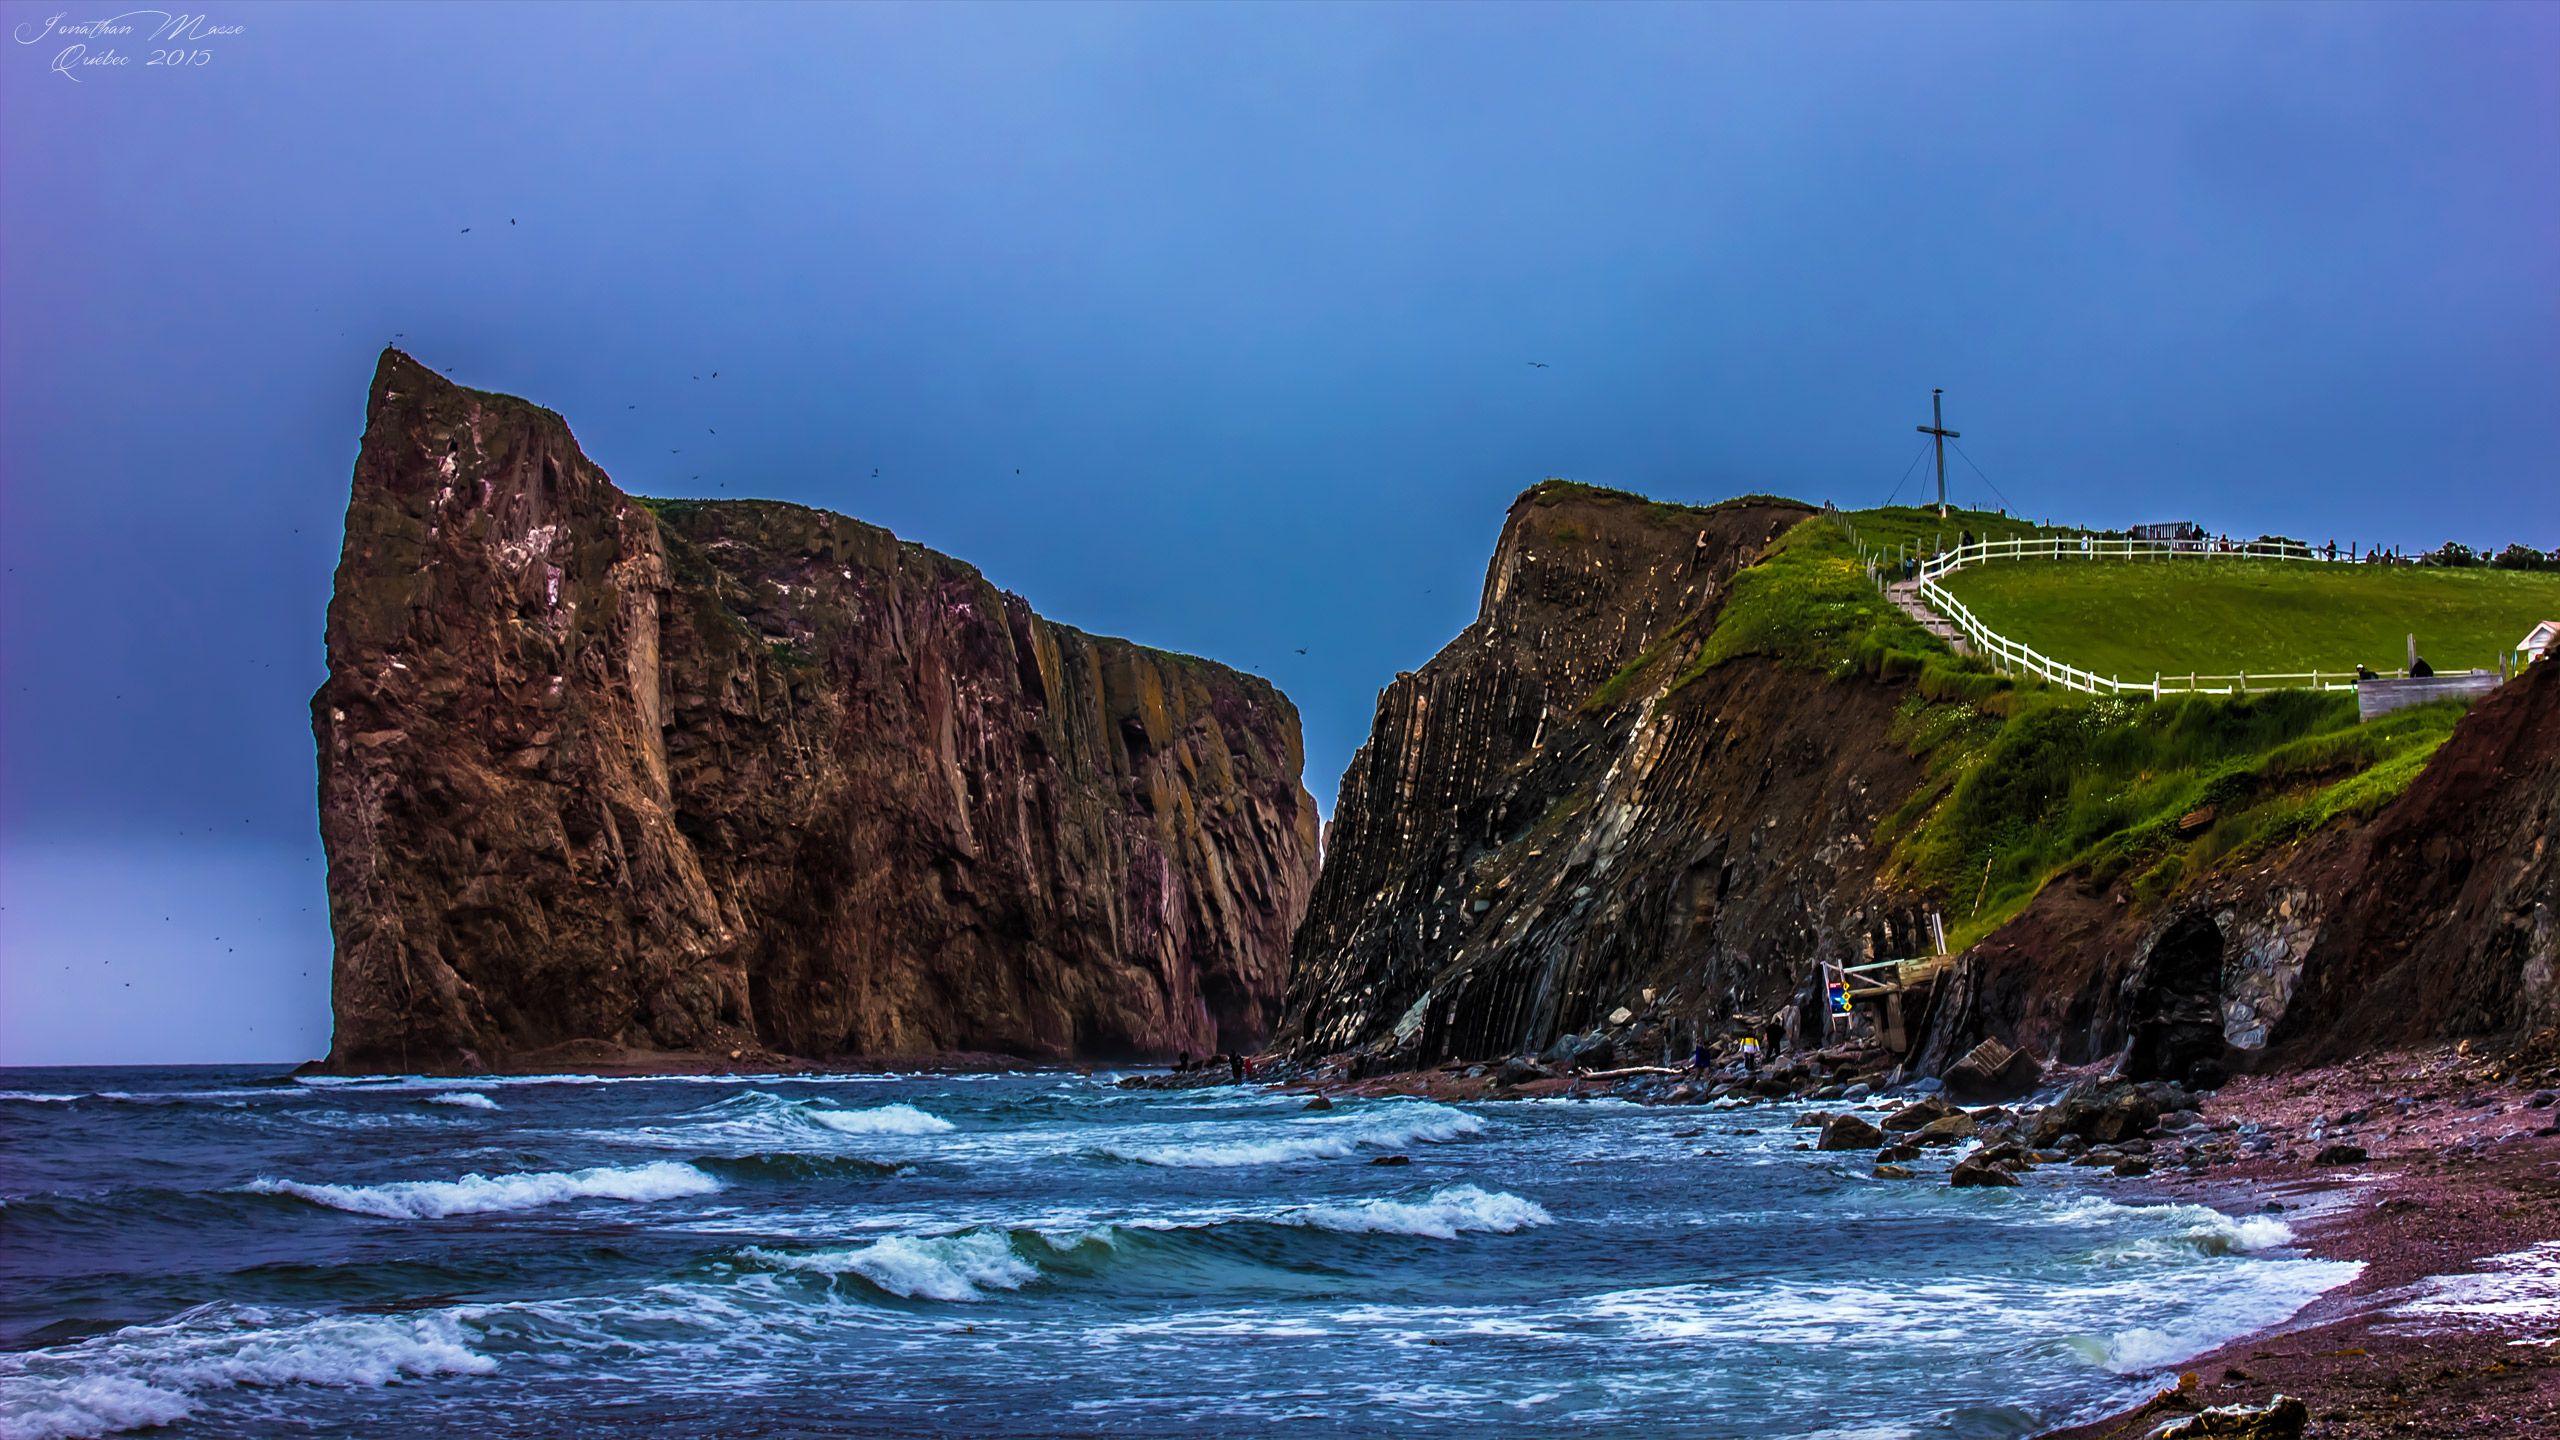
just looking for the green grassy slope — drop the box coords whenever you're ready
[1588,499,2476,942]
[1940,558,2560,680]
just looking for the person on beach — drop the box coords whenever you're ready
[1228,1053,1245,1084]
[1687,1041,1711,1077]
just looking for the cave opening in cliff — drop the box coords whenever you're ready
[2126,912,2229,1088]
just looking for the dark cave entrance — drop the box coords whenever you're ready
[2126,912,2229,1088]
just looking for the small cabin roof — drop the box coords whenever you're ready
[2521,619,2560,652]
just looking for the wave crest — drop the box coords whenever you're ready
[0,1303,494,1440]
[243,1161,720,1219]
[424,1092,499,1111]
[1101,1102,1484,1168]
[1275,1184,1552,1238]
[742,1230,1039,1302]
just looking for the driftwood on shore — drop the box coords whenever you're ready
[1574,1065,1686,1080]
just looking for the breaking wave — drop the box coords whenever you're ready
[2045,1196,2298,1257]
[743,1230,1042,1302]
[735,1184,1551,1305]
[0,1303,495,1440]
[242,1161,721,1219]
[620,1091,956,1152]
[1099,1102,1485,1167]
[801,1102,953,1136]
[423,1092,499,1111]
[1267,1184,1552,1238]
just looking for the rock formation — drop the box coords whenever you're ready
[314,350,1319,1072]
[1279,483,1937,1069]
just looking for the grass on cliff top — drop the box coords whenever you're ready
[1660,508,2475,938]
[1940,558,2560,682]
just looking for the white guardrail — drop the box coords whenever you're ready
[1864,529,2396,698]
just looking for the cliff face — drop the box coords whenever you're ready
[315,351,1319,1072]
[1281,482,2559,1084]
[1280,486,1936,1067]
[1918,652,2560,1083]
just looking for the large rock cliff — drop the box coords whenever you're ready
[1280,485,1936,1068]
[314,351,1319,1072]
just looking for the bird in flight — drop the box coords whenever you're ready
[1295,648,1308,655]
[461,228,471,234]
[1527,361,1547,368]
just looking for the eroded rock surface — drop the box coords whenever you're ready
[1278,484,1933,1067]
[316,351,1318,1071]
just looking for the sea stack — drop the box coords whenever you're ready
[313,350,1319,1072]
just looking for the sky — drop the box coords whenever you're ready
[2,2,2553,1066]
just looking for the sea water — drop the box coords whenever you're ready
[0,1068,2359,1439]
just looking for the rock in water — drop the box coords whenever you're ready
[314,351,1320,1071]
[1816,1113,1884,1150]
[1948,1153,2023,1188]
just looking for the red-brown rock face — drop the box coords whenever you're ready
[314,351,1319,1072]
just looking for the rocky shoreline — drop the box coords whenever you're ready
[1259,1038,2560,1438]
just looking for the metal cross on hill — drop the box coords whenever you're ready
[1916,388,1959,518]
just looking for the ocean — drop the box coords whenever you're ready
[0,1067,2359,1439]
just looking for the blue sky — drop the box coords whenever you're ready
[2,2,2553,1064]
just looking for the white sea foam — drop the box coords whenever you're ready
[424,1092,499,1111]
[2045,1196,2296,1254]
[0,1092,80,1105]
[604,1092,957,1152]
[802,1102,953,1136]
[744,1230,1039,1302]
[2388,1241,2560,1333]
[0,1304,494,1440]
[1274,1185,1552,1239]
[2074,1259,2364,1373]
[243,1161,720,1219]
[1102,1103,1485,1167]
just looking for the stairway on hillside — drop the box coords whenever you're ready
[1885,579,1970,656]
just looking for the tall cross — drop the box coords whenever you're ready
[1916,388,1959,518]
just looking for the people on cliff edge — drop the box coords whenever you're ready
[2410,656,2435,678]
[2356,664,2378,681]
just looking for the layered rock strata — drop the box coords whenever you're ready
[1279,485,1935,1068]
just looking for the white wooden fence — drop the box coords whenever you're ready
[1830,518,2404,699]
